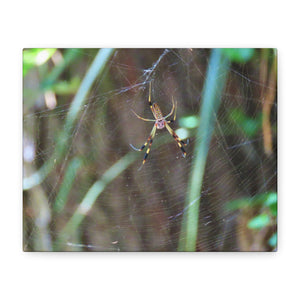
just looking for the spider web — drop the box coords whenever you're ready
[23,48,277,251]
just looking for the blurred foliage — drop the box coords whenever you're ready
[268,232,277,247]
[23,48,115,191]
[40,49,80,90]
[23,48,277,252]
[223,48,255,63]
[23,48,81,102]
[226,192,277,210]
[179,115,199,129]
[53,157,84,213]
[248,214,270,229]
[226,192,277,250]
[229,108,262,137]
[23,48,56,76]
[48,76,81,95]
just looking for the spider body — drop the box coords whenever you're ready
[130,81,188,167]
[153,104,166,129]
[156,118,166,129]
[152,103,164,120]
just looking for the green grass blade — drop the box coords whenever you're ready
[53,157,84,213]
[41,48,80,90]
[54,152,137,249]
[23,48,115,190]
[178,49,230,251]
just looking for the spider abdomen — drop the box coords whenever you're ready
[153,103,165,129]
[153,103,163,119]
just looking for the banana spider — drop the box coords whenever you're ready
[130,81,188,167]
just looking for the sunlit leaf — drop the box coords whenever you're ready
[264,192,277,206]
[41,49,80,90]
[268,232,277,247]
[23,48,56,76]
[49,77,81,95]
[247,214,270,229]
[175,128,189,140]
[179,115,199,129]
[223,48,255,63]
[35,49,56,65]
[227,191,277,212]
[264,192,277,216]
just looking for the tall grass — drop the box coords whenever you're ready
[23,48,115,190]
[178,49,230,251]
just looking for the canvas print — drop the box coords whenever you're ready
[23,48,277,251]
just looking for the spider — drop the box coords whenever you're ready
[130,81,188,167]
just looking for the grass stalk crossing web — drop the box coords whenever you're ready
[23,48,115,190]
[178,49,230,251]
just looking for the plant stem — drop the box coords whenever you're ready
[54,151,137,249]
[178,49,230,251]
[53,157,83,213]
[23,48,115,190]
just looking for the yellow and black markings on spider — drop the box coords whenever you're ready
[130,81,188,169]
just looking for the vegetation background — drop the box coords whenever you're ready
[23,48,277,251]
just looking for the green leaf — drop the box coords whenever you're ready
[41,49,80,90]
[264,192,277,216]
[223,48,255,63]
[229,108,245,122]
[49,77,81,95]
[264,192,277,206]
[226,198,251,210]
[247,214,270,229]
[175,128,189,140]
[53,157,83,213]
[268,233,277,248]
[229,108,261,137]
[227,192,277,212]
[242,118,260,137]
[23,48,56,76]
[179,115,199,129]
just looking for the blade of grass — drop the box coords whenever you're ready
[53,157,84,213]
[54,151,138,249]
[41,48,80,90]
[53,129,194,250]
[23,48,115,190]
[24,184,52,251]
[178,49,230,251]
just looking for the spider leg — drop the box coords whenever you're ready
[141,126,156,167]
[130,124,156,152]
[131,109,156,122]
[165,102,189,146]
[166,97,177,122]
[164,96,176,120]
[165,123,187,157]
[148,81,156,116]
